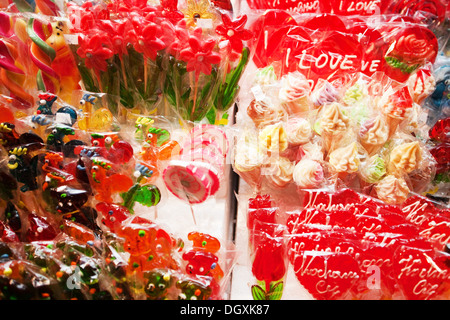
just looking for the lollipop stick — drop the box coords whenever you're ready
[144,58,148,92]
[191,71,199,119]
[120,57,128,89]
[190,205,197,225]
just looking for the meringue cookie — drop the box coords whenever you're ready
[247,99,286,128]
[359,116,389,154]
[388,141,422,176]
[319,102,350,134]
[408,69,436,104]
[285,117,313,146]
[361,155,386,183]
[328,142,360,173]
[254,65,278,86]
[279,72,312,114]
[375,174,410,204]
[311,81,341,107]
[234,131,265,172]
[259,123,288,153]
[263,156,294,188]
[293,158,324,189]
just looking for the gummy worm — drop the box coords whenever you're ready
[0,40,34,108]
[27,17,59,94]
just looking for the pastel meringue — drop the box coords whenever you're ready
[263,156,294,188]
[388,141,422,176]
[293,158,324,189]
[247,99,285,128]
[375,174,410,205]
[258,123,288,153]
[328,142,360,174]
[359,116,389,155]
[285,117,313,146]
[279,72,312,114]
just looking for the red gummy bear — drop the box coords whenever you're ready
[117,218,158,255]
[117,216,179,272]
[25,213,58,242]
[182,250,224,282]
[96,202,130,232]
[187,231,220,253]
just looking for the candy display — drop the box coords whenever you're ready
[230,0,450,301]
[0,0,449,302]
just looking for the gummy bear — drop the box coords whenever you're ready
[143,269,174,300]
[96,202,130,232]
[182,250,224,282]
[90,157,134,203]
[25,212,58,242]
[49,185,89,214]
[187,232,221,253]
[176,277,212,300]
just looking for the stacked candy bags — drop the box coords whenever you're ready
[232,2,450,300]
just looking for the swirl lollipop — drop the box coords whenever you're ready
[27,17,59,94]
[0,40,34,109]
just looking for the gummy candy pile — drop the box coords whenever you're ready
[0,0,449,301]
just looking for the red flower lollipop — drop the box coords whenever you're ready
[128,21,166,60]
[77,33,114,72]
[251,237,287,293]
[178,28,221,79]
[383,25,438,82]
[215,14,252,54]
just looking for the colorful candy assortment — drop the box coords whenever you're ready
[0,0,449,300]
[233,2,450,300]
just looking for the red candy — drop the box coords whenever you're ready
[25,213,58,242]
[96,202,130,232]
[182,250,223,281]
[429,117,450,143]
[187,231,221,253]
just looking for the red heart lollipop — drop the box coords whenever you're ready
[394,245,448,300]
[292,251,360,300]
[248,10,297,69]
[324,0,389,16]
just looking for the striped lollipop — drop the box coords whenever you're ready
[0,39,34,109]
[27,17,60,94]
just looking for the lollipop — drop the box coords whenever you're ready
[27,18,59,94]
[0,40,34,108]
[163,160,220,205]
